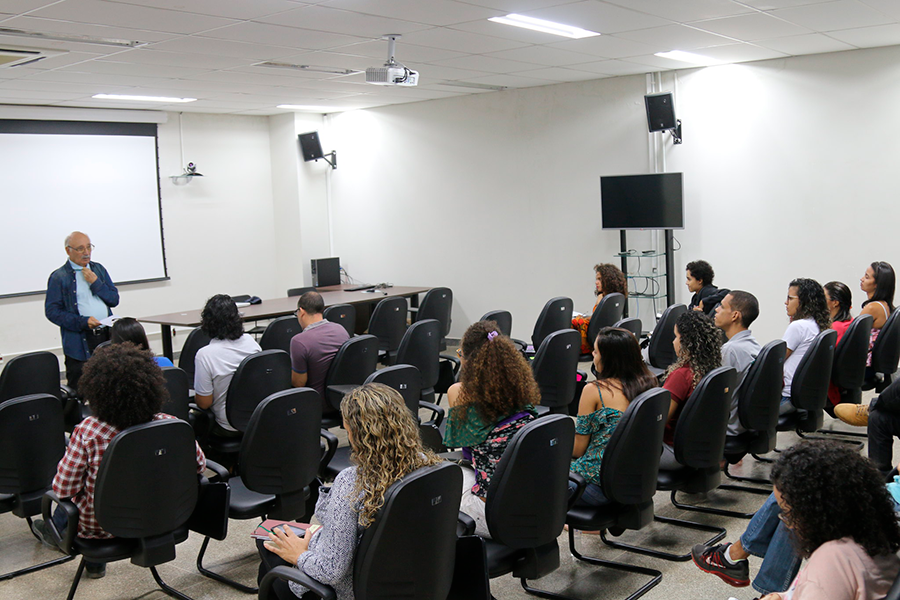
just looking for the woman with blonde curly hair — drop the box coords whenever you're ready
[662,311,722,446]
[444,320,541,537]
[257,383,440,600]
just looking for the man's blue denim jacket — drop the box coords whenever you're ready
[45,261,119,361]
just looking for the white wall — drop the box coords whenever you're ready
[328,44,900,345]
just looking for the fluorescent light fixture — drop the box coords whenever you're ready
[254,61,360,75]
[0,27,147,48]
[277,104,344,113]
[437,81,507,91]
[92,94,196,103]
[654,50,720,66]
[488,14,600,39]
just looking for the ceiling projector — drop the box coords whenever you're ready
[366,34,418,87]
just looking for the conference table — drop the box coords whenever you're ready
[139,284,431,360]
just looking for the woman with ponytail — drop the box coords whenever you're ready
[444,320,541,538]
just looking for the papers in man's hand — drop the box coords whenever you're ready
[99,315,119,327]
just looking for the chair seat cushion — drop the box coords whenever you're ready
[228,476,276,520]
[74,526,190,562]
[656,444,691,490]
[0,493,15,514]
[723,431,760,455]
[566,504,621,531]
[206,434,243,456]
[482,539,523,578]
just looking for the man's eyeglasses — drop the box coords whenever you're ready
[67,244,95,253]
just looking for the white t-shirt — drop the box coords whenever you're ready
[782,317,820,397]
[194,334,261,431]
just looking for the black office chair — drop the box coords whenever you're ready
[607,367,736,561]
[260,462,463,600]
[481,310,513,337]
[367,296,408,364]
[178,327,211,386]
[646,304,687,378]
[0,350,76,426]
[412,287,453,350]
[817,314,873,439]
[579,293,625,361]
[777,329,838,439]
[43,419,199,600]
[287,286,316,297]
[557,389,671,600]
[199,388,322,593]
[393,318,444,401]
[0,394,74,581]
[460,415,575,597]
[323,303,356,338]
[160,366,191,422]
[886,569,900,600]
[259,316,302,353]
[864,308,900,393]
[529,296,574,354]
[531,329,580,416]
[323,335,379,428]
[614,317,643,339]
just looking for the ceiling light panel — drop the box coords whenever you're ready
[488,14,601,39]
[93,93,197,102]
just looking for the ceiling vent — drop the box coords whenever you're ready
[0,45,65,68]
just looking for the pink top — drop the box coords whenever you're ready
[780,538,900,600]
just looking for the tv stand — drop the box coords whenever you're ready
[618,230,676,318]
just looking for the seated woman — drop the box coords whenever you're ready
[662,311,722,446]
[780,278,831,415]
[110,316,174,367]
[444,321,540,537]
[686,259,728,316]
[257,383,440,600]
[861,261,896,370]
[573,263,628,354]
[32,343,206,579]
[824,281,853,409]
[693,441,900,599]
[571,327,657,505]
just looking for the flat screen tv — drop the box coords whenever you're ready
[600,173,684,230]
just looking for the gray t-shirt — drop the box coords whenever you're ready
[194,334,261,432]
[290,319,349,402]
[722,329,761,436]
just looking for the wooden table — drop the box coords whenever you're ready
[140,284,431,360]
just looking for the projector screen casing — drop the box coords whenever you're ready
[600,172,684,230]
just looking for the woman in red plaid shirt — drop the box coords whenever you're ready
[31,343,206,579]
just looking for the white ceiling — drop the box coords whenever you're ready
[0,0,899,115]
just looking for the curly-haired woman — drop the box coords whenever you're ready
[662,310,722,446]
[257,383,441,600]
[693,441,900,598]
[780,278,831,415]
[573,263,628,354]
[32,343,206,579]
[444,320,540,537]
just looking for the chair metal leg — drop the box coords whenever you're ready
[599,515,726,562]
[815,427,867,439]
[670,489,756,519]
[520,577,578,600]
[0,553,75,581]
[796,429,865,451]
[751,453,775,464]
[66,557,87,600]
[151,566,196,600]
[722,463,772,487]
[196,535,258,594]
[567,527,662,600]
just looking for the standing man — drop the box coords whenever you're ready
[714,290,762,436]
[45,232,119,389]
[290,291,349,412]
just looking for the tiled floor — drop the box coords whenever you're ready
[0,369,882,600]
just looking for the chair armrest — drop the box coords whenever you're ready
[60,385,75,400]
[510,338,527,354]
[418,400,445,427]
[457,511,476,537]
[259,565,336,600]
[566,472,587,510]
[439,354,461,375]
[42,491,79,555]
[204,459,231,482]
[319,429,339,476]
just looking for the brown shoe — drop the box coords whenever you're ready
[835,403,868,427]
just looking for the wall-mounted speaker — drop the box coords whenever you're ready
[644,92,676,132]
[298,131,324,162]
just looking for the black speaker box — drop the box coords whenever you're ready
[298,131,324,162]
[644,92,676,132]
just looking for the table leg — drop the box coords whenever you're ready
[161,325,174,361]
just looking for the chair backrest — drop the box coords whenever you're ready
[0,351,61,402]
[831,314,873,390]
[353,463,462,600]
[531,297,574,350]
[601,388,670,505]
[735,340,787,433]
[178,327,211,383]
[790,329,837,411]
[481,310,512,337]
[0,394,66,504]
[395,319,441,391]
[287,286,317,297]
[95,419,198,540]
[365,364,422,416]
[259,315,302,353]
[240,388,322,518]
[160,367,191,422]
[224,350,292,432]
[368,296,408,354]
[885,569,900,600]
[326,335,380,388]
[586,293,626,347]
[613,317,642,339]
[872,308,900,376]
[324,304,356,338]
[531,329,580,409]
[485,415,575,548]
[648,304,687,369]
[672,366,736,469]
[417,287,453,339]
